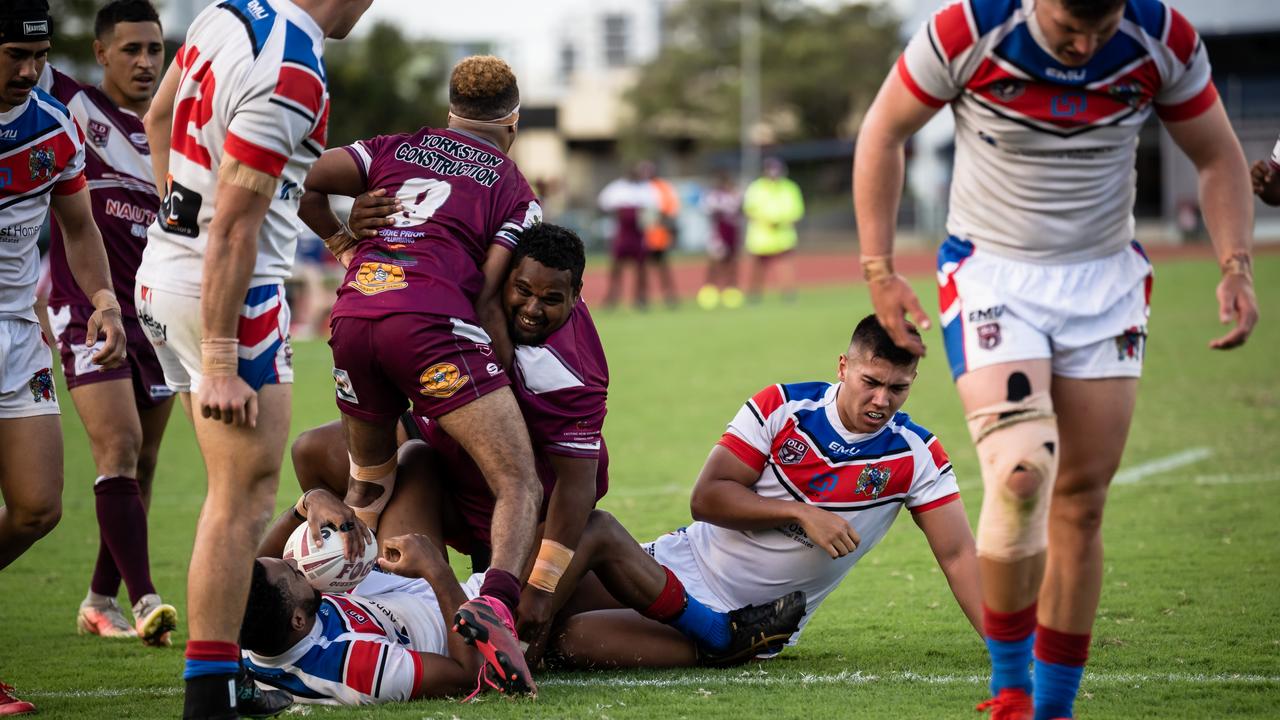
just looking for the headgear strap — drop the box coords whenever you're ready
[448,103,521,129]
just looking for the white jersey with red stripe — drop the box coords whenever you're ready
[137,0,329,296]
[243,571,480,706]
[1270,133,1280,170]
[0,86,86,322]
[898,0,1217,263]
[685,381,959,632]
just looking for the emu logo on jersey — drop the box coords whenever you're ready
[28,147,55,181]
[28,368,55,402]
[856,465,891,499]
[778,437,808,465]
[419,362,470,399]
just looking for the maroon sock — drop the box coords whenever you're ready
[89,534,123,598]
[478,568,522,611]
[640,566,687,622]
[94,476,156,605]
[1035,624,1091,666]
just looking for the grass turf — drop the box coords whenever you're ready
[2,255,1277,718]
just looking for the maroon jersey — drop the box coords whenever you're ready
[412,302,609,546]
[40,65,158,318]
[332,128,542,321]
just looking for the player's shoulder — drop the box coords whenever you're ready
[929,0,1018,41]
[29,86,72,121]
[888,411,936,445]
[1121,0,1199,63]
[745,381,830,419]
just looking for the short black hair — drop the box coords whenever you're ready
[512,222,586,292]
[1060,0,1126,21]
[94,0,161,40]
[240,561,302,655]
[849,314,920,367]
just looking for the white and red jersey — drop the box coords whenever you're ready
[138,0,329,296]
[243,572,478,706]
[899,0,1217,262]
[1269,133,1280,170]
[0,86,86,322]
[685,381,959,634]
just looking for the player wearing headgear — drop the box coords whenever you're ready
[297,55,545,696]
[0,0,127,714]
[36,0,178,649]
[854,0,1258,717]
[134,0,373,717]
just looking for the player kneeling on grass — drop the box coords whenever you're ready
[550,315,984,667]
[241,480,806,705]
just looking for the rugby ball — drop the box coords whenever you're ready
[282,522,377,593]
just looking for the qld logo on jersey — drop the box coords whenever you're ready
[856,465,891,499]
[778,437,808,465]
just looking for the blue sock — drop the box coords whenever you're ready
[183,659,239,680]
[986,634,1034,695]
[670,594,731,651]
[1033,658,1085,720]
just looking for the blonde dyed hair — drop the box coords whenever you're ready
[449,55,520,120]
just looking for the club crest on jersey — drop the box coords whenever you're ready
[28,146,55,181]
[88,120,112,148]
[419,362,470,399]
[347,262,407,296]
[778,437,808,465]
[977,322,1002,350]
[856,465,891,499]
[28,368,55,402]
[990,79,1025,102]
[1107,82,1150,110]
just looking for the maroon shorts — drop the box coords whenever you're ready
[329,313,511,423]
[47,303,173,408]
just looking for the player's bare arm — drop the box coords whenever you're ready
[199,180,272,427]
[517,453,599,649]
[1163,100,1259,350]
[852,68,941,356]
[49,188,126,368]
[912,498,982,636]
[143,56,178,198]
[298,148,365,265]
[690,445,860,558]
[377,533,483,696]
[477,243,516,369]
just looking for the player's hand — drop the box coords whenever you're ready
[348,188,401,238]
[868,274,930,357]
[303,489,369,563]
[1209,272,1258,350]
[85,307,127,369]
[796,504,861,559]
[515,585,556,665]
[198,374,258,427]
[1250,160,1280,207]
[378,533,441,579]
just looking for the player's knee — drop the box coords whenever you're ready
[97,429,142,476]
[134,449,160,485]
[582,509,623,555]
[290,428,327,483]
[10,498,62,540]
[1051,481,1109,537]
[968,389,1059,561]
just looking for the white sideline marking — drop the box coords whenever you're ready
[1113,447,1213,485]
[23,671,1280,698]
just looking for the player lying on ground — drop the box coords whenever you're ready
[38,0,178,648]
[549,315,983,668]
[243,480,805,704]
[298,55,546,695]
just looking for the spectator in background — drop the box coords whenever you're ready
[697,171,744,310]
[646,172,681,308]
[599,162,657,309]
[1250,134,1280,206]
[744,158,805,303]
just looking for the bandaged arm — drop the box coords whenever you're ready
[527,454,598,594]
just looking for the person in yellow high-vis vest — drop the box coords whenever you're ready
[744,158,805,302]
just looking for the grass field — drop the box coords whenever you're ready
[2,255,1278,719]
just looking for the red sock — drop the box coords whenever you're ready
[983,602,1037,641]
[1034,624,1090,666]
[94,476,156,605]
[640,566,686,622]
[185,640,240,663]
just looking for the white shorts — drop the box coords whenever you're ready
[937,238,1152,380]
[642,528,731,613]
[0,319,60,419]
[135,283,293,394]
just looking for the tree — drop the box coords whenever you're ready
[622,0,901,154]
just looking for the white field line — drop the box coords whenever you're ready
[23,670,1280,699]
[1113,447,1214,485]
